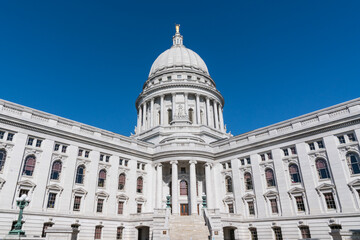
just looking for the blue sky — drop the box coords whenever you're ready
[0,1,359,136]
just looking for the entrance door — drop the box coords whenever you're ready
[180,204,189,216]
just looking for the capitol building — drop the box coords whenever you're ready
[0,26,360,240]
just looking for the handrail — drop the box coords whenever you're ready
[203,208,212,237]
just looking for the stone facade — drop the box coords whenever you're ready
[0,27,360,240]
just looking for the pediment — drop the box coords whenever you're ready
[223,196,235,202]
[263,190,278,197]
[17,180,36,188]
[348,178,360,188]
[46,184,64,192]
[72,187,88,195]
[96,190,109,198]
[242,193,255,200]
[316,183,335,191]
[135,196,146,203]
[117,193,129,201]
[288,187,305,194]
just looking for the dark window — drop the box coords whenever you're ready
[97,199,104,212]
[228,203,234,213]
[270,199,278,213]
[73,196,81,211]
[267,152,273,160]
[300,226,311,238]
[225,176,233,192]
[118,201,124,214]
[291,147,297,155]
[316,159,331,179]
[295,196,305,212]
[168,109,173,124]
[119,159,123,165]
[61,145,67,153]
[309,142,315,150]
[100,154,104,161]
[324,192,336,209]
[78,149,83,157]
[260,154,266,161]
[84,151,89,158]
[47,193,57,208]
[273,227,283,240]
[189,108,194,123]
[22,155,36,176]
[124,160,128,167]
[248,201,255,215]
[54,144,60,151]
[141,164,145,170]
[27,138,34,146]
[249,228,258,240]
[0,149,6,171]
[35,139,42,147]
[118,173,126,190]
[283,149,289,156]
[41,223,53,237]
[75,165,85,184]
[7,133,14,141]
[116,227,123,240]
[105,156,110,162]
[19,189,29,197]
[289,164,301,183]
[247,158,251,164]
[137,177,143,193]
[317,141,324,148]
[94,226,102,239]
[50,161,62,180]
[348,133,356,142]
[244,172,253,190]
[227,162,231,169]
[330,224,342,230]
[180,167,186,174]
[347,153,360,174]
[265,169,276,187]
[98,170,106,187]
[338,136,346,144]
[180,180,188,195]
[240,159,245,165]
[137,204,142,213]
[0,131,4,139]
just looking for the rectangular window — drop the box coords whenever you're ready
[73,196,81,211]
[137,203,142,213]
[119,159,123,165]
[309,142,315,150]
[116,227,123,240]
[84,151,89,158]
[247,158,251,164]
[249,228,258,240]
[227,162,231,169]
[35,139,42,147]
[118,201,124,214]
[348,133,356,142]
[267,152,273,160]
[324,192,336,209]
[181,167,186,174]
[54,144,60,151]
[260,154,266,161]
[240,159,245,165]
[291,147,297,155]
[137,163,140,169]
[228,203,234,213]
[0,131,4,139]
[187,75,192,80]
[100,154,104,161]
[338,135,346,144]
[78,149,83,157]
[270,199,279,214]
[19,189,29,197]
[283,149,289,156]
[47,193,57,208]
[273,227,283,240]
[94,226,102,239]
[167,76,171,81]
[7,133,14,141]
[248,201,255,215]
[295,196,305,212]
[97,199,104,213]
[125,160,128,167]
[27,138,34,146]
[141,164,145,170]
[317,141,324,149]
[105,156,110,162]
[61,145,67,153]
[300,226,311,239]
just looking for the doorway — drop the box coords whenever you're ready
[137,226,149,240]
[223,227,236,240]
[180,204,189,216]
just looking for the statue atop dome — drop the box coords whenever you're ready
[175,24,180,34]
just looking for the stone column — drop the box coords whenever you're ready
[196,94,201,124]
[150,98,154,128]
[172,93,176,120]
[184,93,188,116]
[190,160,198,215]
[206,97,211,127]
[213,101,219,129]
[160,95,164,125]
[142,102,147,130]
[156,163,163,208]
[219,104,224,132]
[204,163,213,209]
[171,161,179,214]
[137,105,142,133]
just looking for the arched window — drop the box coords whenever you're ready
[158,110,161,125]
[188,108,194,123]
[289,164,301,183]
[316,159,331,179]
[0,149,6,171]
[244,172,253,190]
[136,177,143,193]
[75,165,85,184]
[168,109,173,124]
[50,161,62,180]
[347,153,360,175]
[200,110,204,124]
[23,155,36,176]
[265,169,276,187]
[118,173,126,190]
[180,180,188,195]
[225,176,233,192]
[98,170,107,187]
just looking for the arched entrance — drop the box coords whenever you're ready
[223,226,237,240]
[136,226,150,240]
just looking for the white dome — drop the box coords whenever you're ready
[148,30,209,77]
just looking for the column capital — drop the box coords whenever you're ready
[189,160,197,165]
[170,160,178,165]
[155,163,163,168]
[204,162,213,168]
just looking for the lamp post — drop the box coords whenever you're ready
[9,194,31,236]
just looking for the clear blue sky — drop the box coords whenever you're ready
[1,1,359,136]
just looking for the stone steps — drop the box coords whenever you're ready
[169,215,210,240]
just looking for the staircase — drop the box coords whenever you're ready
[169,215,210,240]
